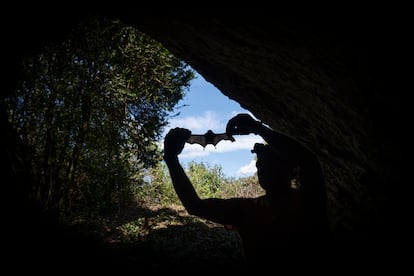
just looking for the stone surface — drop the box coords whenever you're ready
[122,11,408,242]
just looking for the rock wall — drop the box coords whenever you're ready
[125,11,407,242]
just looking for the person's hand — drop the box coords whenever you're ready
[163,127,191,160]
[226,113,261,135]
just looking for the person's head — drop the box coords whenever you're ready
[252,143,296,195]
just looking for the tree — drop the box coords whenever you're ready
[3,16,194,213]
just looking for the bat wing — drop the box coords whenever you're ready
[212,133,235,146]
[187,135,208,147]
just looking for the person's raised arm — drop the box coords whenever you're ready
[226,113,318,168]
[163,127,246,225]
[163,128,203,215]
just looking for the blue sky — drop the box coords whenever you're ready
[161,72,264,178]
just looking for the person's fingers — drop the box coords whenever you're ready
[164,128,191,157]
[225,117,236,133]
[168,127,191,138]
[183,128,191,138]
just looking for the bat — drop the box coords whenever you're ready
[186,130,235,148]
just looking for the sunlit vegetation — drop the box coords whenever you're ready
[4,16,194,213]
[141,161,263,207]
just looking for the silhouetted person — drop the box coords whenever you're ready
[163,113,328,269]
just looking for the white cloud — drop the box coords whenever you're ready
[214,134,263,152]
[237,159,257,176]
[166,110,224,133]
[180,144,210,158]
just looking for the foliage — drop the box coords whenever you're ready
[143,161,263,207]
[3,16,194,213]
[221,175,265,198]
[187,161,226,198]
[138,162,179,206]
